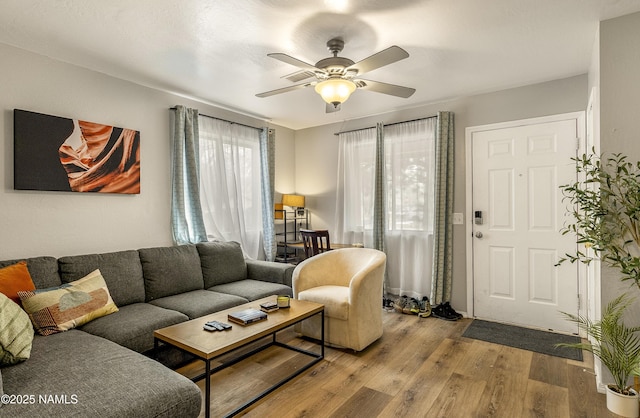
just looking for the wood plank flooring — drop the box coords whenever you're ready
[175,310,617,417]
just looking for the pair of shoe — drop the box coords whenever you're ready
[393,295,432,317]
[393,296,420,315]
[432,302,462,321]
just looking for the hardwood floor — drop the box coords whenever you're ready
[176,310,617,417]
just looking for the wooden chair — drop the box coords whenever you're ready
[300,229,331,258]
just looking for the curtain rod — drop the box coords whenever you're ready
[333,115,438,136]
[169,107,263,132]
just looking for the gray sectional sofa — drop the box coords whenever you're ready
[0,241,294,418]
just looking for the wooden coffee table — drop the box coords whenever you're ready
[154,297,324,418]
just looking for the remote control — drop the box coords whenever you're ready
[203,324,217,332]
[219,322,232,330]
[205,320,224,330]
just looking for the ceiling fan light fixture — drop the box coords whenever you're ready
[314,78,356,107]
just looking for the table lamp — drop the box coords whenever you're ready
[282,194,305,216]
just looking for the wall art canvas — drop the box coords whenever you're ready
[14,109,140,194]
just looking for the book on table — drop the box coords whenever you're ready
[228,308,268,325]
[259,301,279,313]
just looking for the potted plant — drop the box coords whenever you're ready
[558,151,640,289]
[558,151,640,416]
[557,293,640,417]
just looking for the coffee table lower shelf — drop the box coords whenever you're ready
[154,299,324,418]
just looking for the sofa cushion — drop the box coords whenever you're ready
[139,245,204,301]
[0,293,34,366]
[208,279,292,301]
[197,241,247,287]
[58,250,145,307]
[150,289,248,319]
[0,257,61,289]
[0,329,202,418]
[0,261,36,304]
[19,269,118,336]
[79,302,188,353]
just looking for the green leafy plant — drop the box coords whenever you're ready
[558,151,640,290]
[557,293,640,395]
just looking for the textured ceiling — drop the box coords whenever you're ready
[1,0,640,130]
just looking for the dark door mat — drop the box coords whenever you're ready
[461,319,583,361]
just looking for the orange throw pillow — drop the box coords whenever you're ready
[0,261,36,304]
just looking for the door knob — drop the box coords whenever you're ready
[475,231,483,238]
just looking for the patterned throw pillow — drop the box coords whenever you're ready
[18,269,118,336]
[0,261,36,305]
[0,292,34,366]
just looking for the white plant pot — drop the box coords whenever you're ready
[606,385,639,418]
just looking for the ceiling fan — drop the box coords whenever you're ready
[256,38,416,112]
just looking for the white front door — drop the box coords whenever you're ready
[469,115,581,333]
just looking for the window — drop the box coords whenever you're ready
[385,120,435,232]
[335,118,436,297]
[198,118,263,258]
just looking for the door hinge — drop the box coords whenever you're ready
[576,137,581,151]
[577,294,581,310]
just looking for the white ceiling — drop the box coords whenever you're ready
[1,0,640,130]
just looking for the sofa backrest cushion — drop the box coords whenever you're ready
[58,250,145,307]
[197,241,247,288]
[0,257,61,290]
[139,245,204,301]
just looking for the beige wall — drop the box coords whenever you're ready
[294,75,588,311]
[0,42,294,259]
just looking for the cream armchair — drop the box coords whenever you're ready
[292,248,386,351]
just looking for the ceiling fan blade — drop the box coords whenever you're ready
[346,46,409,75]
[267,53,320,73]
[256,82,314,98]
[326,102,341,113]
[355,79,416,98]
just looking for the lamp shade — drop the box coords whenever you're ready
[282,194,305,208]
[314,78,356,106]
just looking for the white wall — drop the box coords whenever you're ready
[294,75,588,311]
[599,12,640,318]
[583,11,640,390]
[0,43,294,259]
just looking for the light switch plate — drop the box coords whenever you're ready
[452,213,464,225]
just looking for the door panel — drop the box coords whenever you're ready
[472,119,578,333]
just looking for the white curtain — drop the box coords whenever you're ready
[334,127,377,247]
[384,119,436,298]
[198,117,263,259]
[335,118,436,298]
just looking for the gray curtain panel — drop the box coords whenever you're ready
[430,111,455,304]
[170,105,207,245]
[372,122,389,296]
[260,128,277,261]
